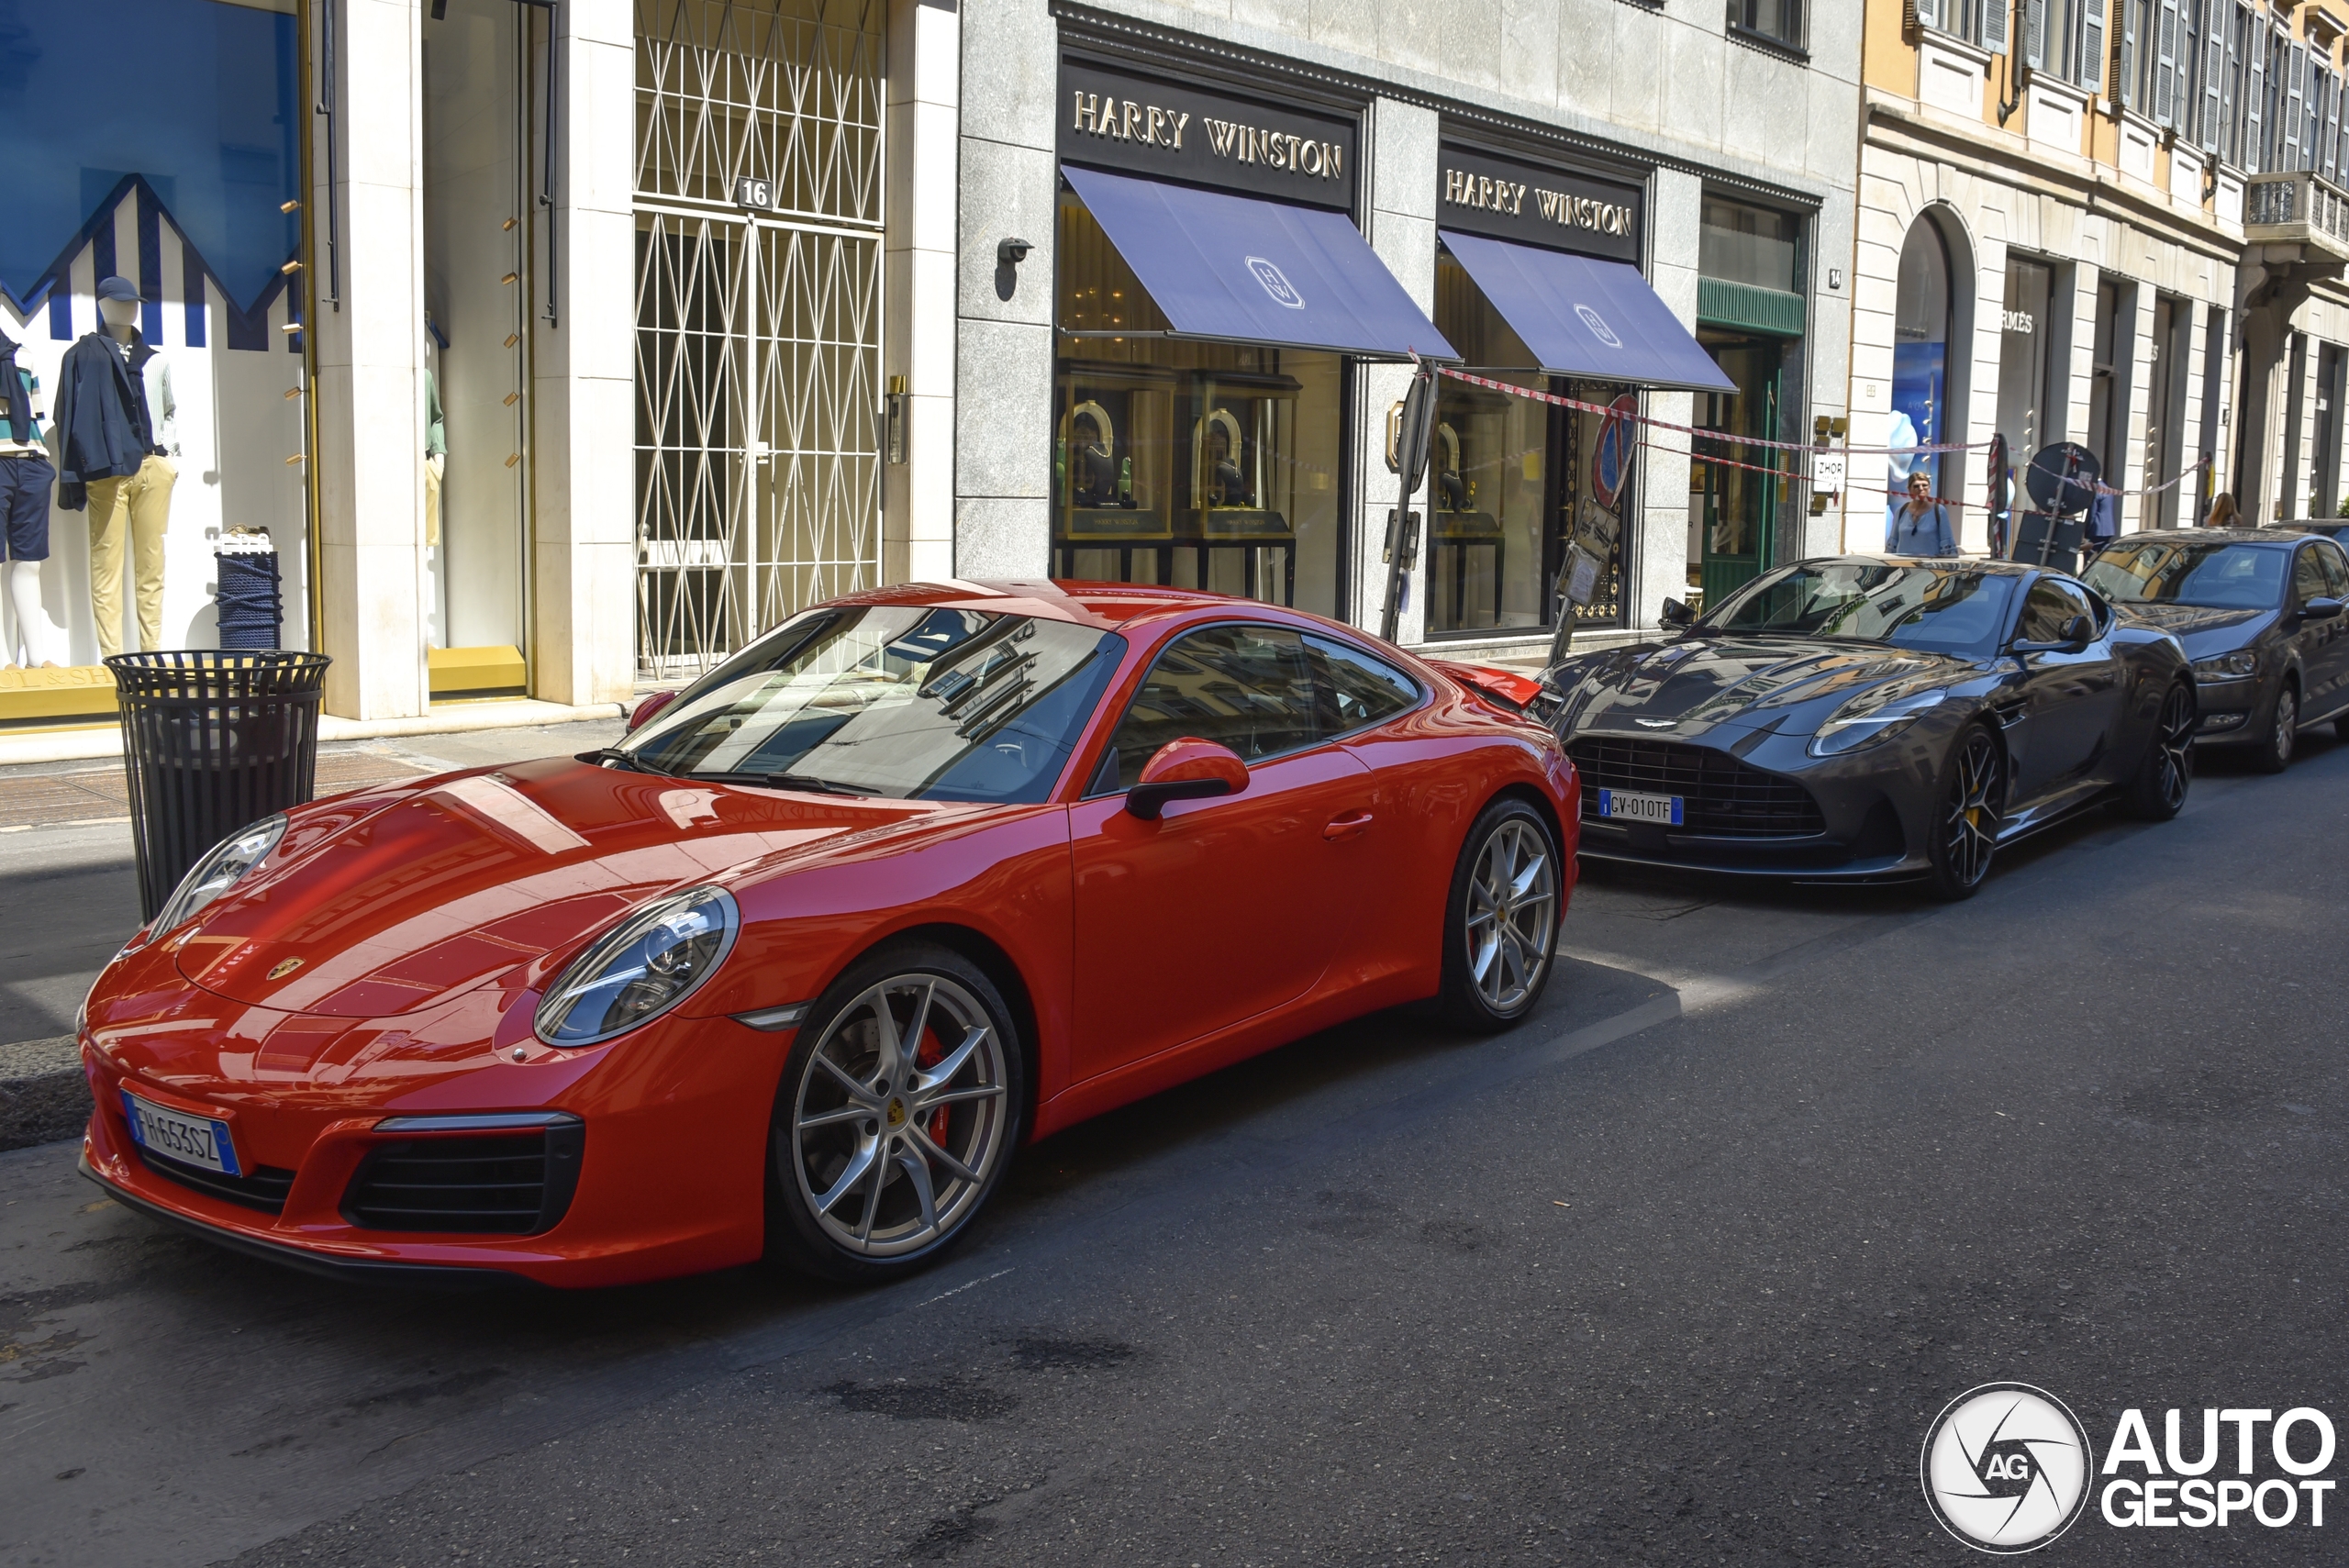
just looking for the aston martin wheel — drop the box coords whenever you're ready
[1927,726,2002,901]
[1438,798,1561,1031]
[2121,682,2197,821]
[2251,681,2298,774]
[765,944,1023,1284]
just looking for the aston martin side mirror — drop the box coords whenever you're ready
[1659,597,1695,628]
[1125,738,1249,820]
[2300,595,2345,619]
[2060,614,2095,648]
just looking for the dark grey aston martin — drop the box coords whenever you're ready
[1533,557,2197,898]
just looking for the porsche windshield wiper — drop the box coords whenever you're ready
[577,746,673,777]
[691,769,876,796]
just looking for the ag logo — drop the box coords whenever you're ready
[1574,303,1621,348]
[1921,1383,2094,1553]
[1244,256,1306,309]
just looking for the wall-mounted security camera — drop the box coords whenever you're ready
[997,238,1033,267]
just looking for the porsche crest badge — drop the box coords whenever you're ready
[268,958,305,980]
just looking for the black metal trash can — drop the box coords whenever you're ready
[107,651,332,922]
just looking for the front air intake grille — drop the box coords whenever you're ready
[341,1124,584,1235]
[1570,737,1827,838]
[136,1148,298,1215]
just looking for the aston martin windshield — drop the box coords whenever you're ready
[1701,562,2017,655]
[623,607,1126,803]
[2083,540,2288,609]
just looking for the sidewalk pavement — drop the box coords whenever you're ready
[0,714,630,1148]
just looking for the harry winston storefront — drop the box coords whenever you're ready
[1022,17,1823,656]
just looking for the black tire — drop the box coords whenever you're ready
[1927,725,2003,901]
[2251,679,2298,773]
[764,942,1025,1284]
[1437,797,1563,1032]
[2120,681,2197,821]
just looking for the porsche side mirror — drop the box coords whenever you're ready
[1125,738,1248,820]
[2300,595,2346,619]
[1659,597,1695,628]
[628,689,680,731]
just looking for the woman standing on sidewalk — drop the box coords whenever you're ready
[1887,469,1958,557]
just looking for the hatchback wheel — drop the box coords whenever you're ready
[1438,798,1561,1031]
[765,944,1022,1283]
[2252,682,2298,773]
[1927,726,2002,901]
[2120,682,2196,820]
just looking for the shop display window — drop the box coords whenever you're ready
[1053,192,1345,616]
[1429,249,1631,635]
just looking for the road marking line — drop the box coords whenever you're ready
[914,1266,1015,1310]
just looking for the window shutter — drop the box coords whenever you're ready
[2083,0,2107,94]
[2243,17,2264,172]
[2117,0,2137,106]
[2200,0,2225,153]
[1913,0,1942,30]
[1982,0,2009,55]
[2024,0,2048,68]
[2284,41,2305,172]
[2324,69,2341,182]
[2162,0,2185,125]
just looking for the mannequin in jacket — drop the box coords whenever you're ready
[0,332,54,667]
[54,279,178,658]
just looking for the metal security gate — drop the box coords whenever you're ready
[634,0,883,680]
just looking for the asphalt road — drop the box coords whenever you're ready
[3,734,2343,1566]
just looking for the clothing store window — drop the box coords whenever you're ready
[1994,255,2056,544]
[1426,254,1633,636]
[423,0,533,694]
[1052,192,1346,617]
[1890,219,1954,540]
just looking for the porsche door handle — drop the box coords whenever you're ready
[1323,811,1375,841]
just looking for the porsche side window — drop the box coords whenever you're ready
[2316,539,2349,598]
[2293,547,2331,607]
[1307,635,1420,737]
[2015,580,2094,643]
[1093,624,1319,793]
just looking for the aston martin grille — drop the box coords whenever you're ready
[1570,738,1827,838]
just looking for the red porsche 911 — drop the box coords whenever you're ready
[78,582,1577,1287]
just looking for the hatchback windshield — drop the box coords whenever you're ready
[2083,540,2288,609]
[622,607,1126,803]
[1701,562,2018,655]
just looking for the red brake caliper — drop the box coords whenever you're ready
[914,1018,948,1146]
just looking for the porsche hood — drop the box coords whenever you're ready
[1543,636,1979,739]
[168,758,936,1017]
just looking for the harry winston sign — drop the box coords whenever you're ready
[1436,142,1643,263]
[1058,54,1358,210]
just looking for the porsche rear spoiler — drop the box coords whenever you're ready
[1424,659,1547,716]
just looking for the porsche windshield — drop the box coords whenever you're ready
[622,607,1126,803]
[2082,540,2288,609]
[1701,562,2017,654]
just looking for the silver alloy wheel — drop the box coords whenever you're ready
[2273,685,2298,765]
[790,973,1008,1258]
[1463,817,1557,1014]
[1941,729,2002,889]
[2154,684,2196,809]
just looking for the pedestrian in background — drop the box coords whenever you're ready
[1887,469,1957,557]
[2205,492,2239,528]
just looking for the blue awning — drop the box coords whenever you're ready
[1439,230,1736,393]
[1063,165,1455,361]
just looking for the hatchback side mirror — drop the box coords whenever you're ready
[1125,738,1248,820]
[2300,595,2346,619]
[628,689,680,731]
[1659,597,1695,628]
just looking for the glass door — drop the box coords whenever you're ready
[1693,335,1783,607]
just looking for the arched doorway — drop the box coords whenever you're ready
[1890,218,1954,542]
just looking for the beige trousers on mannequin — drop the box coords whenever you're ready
[85,455,175,659]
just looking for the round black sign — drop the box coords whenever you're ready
[2023,441,2100,517]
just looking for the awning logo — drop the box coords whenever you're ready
[1245,256,1306,309]
[1575,303,1621,348]
[1920,1383,2094,1553]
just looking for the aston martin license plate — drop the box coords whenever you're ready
[120,1090,243,1175]
[1597,789,1684,827]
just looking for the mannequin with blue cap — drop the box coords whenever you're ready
[51,275,177,658]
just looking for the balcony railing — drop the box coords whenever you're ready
[2244,170,2349,258]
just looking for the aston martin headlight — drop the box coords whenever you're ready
[2190,651,2258,682]
[147,814,287,940]
[1809,687,1949,758]
[535,885,740,1047]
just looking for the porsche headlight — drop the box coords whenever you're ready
[146,814,287,941]
[1809,687,1949,758]
[535,885,740,1047]
[2190,651,2257,682]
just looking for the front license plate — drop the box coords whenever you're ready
[1598,789,1684,827]
[120,1090,242,1176]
